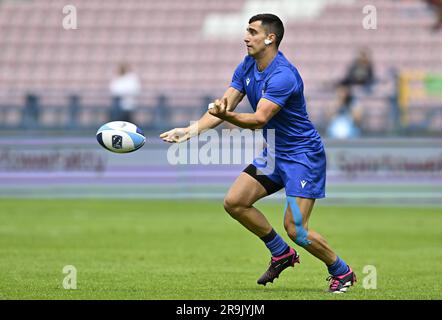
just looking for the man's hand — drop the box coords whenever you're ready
[208,97,229,120]
[159,127,190,143]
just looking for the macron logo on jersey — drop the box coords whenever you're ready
[300,180,307,189]
[246,78,250,86]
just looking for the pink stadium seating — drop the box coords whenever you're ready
[0,0,441,131]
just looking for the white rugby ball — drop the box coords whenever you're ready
[96,121,145,153]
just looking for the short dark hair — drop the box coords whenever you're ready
[249,14,284,48]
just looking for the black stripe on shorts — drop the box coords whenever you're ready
[243,164,283,196]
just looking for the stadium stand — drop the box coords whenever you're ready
[0,0,441,133]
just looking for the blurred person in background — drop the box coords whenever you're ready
[340,48,375,93]
[327,85,363,139]
[425,0,442,31]
[109,62,141,123]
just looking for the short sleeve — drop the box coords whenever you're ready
[230,62,245,93]
[263,69,298,108]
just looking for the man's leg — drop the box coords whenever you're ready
[223,169,299,285]
[284,196,356,293]
[223,172,272,237]
[283,197,336,264]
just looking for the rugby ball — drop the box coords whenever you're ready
[96,121,145,153]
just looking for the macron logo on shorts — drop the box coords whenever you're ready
[300,180,307,189]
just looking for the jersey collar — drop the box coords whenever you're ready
[254,51,282,81]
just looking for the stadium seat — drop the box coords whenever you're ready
[0,0,441,131]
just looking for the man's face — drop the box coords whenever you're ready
[244,21,268,57]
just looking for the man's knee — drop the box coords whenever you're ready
[285,222,310,247]
[285,198,312,247]
[223,195,247,219]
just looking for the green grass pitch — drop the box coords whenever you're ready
[0,199,441,300]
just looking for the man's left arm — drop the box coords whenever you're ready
[209,97,281,129]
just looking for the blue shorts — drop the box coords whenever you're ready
[246,148,326,199]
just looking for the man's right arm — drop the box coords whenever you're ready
[160,87,245,143]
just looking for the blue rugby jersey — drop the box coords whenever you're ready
[230,51,323,160]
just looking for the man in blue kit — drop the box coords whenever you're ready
[160,14,356,293]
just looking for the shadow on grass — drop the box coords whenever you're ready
[241,286,325,294]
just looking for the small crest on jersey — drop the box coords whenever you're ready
[112,135,123,149]
[246,78,250,86]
